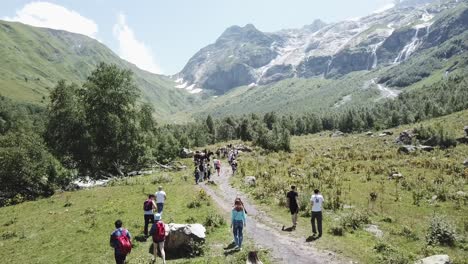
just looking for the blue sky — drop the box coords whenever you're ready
[1,0,395,74]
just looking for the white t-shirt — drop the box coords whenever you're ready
[155,191,166,203]
[310,194,324,212]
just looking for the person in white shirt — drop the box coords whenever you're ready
[310,189,324,237]
[155,186,167,214]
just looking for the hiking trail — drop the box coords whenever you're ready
[200,165,347,264]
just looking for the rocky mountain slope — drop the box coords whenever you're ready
[0,20,194,116]
[177,0,467,94]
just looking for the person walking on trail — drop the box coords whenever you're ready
[110,219,132,264]
[143,194,157,237]
[286,185,299,229]
[310,189,324,237]
[149,213,167,264]
[198,161,205,182]
[246,251,264,264]
[213,158,221,176]
[155,186,166,214]
[194,166,200,184]
[231,159,238,176]
[206,163,212,180]
[231,200,246,250]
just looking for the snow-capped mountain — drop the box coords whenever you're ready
[176,0,466,94]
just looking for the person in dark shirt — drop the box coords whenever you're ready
[110,220,132,264]
[286,186,299,229]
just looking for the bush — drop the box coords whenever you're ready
[414,124,457,148]
[152,174,172,184]
[329,225,344,236]
[426,215,457,247]
[340,210,371,230]
[187,200,201,209]
[204,214,226,228]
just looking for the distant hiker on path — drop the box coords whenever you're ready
[310,189,324,237]
[231,159,238,176]
[149,213,167,264]
[214,158,221,176]
[155,186,166,214]
[286,185,299,229]
[110,219,132,264]
[231,200,247,250]
[143,194,157,237]
[246,251,264,264]
[194,166,200,184]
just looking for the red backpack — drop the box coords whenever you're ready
[116,229,132,255]
[152,221,166,243]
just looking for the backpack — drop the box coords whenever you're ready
[143,199,153,211]
[152,221,166,243]
[116,229,132,255]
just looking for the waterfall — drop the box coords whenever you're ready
[325,56,333,77]
[369,41,385,70]
[394,27,421,64]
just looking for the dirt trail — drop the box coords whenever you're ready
[200,165,346,264]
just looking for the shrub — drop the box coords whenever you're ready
[414,124,457,148]
[152,174,172,184]
[204,214,226,228]
[340,210,371,230]
[329,225,344,236]
[187,200,201,209]
[426,215,457,247]
[400,226,419,241]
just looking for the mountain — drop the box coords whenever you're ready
[0,20,194,117]
[177,0,467,96]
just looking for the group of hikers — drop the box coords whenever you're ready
[109,144,325,264]
[110,186,167,264]
[193,145,239,184]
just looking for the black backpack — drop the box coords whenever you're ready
[143,199,153,211]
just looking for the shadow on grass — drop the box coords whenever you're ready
[281,225,295,232]
[134,234,148,242]
[223,242,239,256]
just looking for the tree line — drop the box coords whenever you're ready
[0,63,467,206]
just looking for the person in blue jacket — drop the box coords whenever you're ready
[231,200,246,250]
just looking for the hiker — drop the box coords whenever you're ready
[286,185,299,229]
[231,159,238,176]
[206,163,212,180]
[216,149,221,159]
[194,166,200,184]
[228,150,234,165]
[310,189,324,237]
[110,219,132,264]
[199,161,205,182]
[155,186,166,214]
[231,200,246,250]
[246,251,263,264]
[213,158,221,176]
[144,194,157,237]
[234,197,248,214]
[149,213,167,264]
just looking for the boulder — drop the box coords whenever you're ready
[366,131,373,136]
[244,176,256,186]
[419,145,435,152]
[235,144,253,152]
[464,126,468,137]
[464,159,468,168]
[415,255,450,264]
[364,224,383,238]
[331,130,345,137]
[382,130,394,136]
[388,172,404,180]
[396,130,413,145]
[398,145,416,154]
[180,148,194,158]
[165,223,206,252]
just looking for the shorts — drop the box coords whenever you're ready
[289,206,299,215]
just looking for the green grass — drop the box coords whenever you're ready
[228,110,468,263]
[0,161,269,264]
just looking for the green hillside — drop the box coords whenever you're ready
[0,20,195,117]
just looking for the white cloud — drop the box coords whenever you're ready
[113,13,162,74]
[3,1,98,39]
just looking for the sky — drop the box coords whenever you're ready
[1,0,396,75]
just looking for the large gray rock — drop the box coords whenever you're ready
[165,223,206,251]
[331,130,345,137]
[244,176,256,186]
[415,255,450,264]
[180,148,194,158]
[396,130,414,145]
[364,224,383,238]
[464,159,468,168]
[398,145,416,154]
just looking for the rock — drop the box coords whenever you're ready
[165,223,206,252]
[455,191,466,197]
[382,130,394,136]
[244,176,256,186]
[331,130,345,137]
[463,159,468,167]
[379,133,388,137]
[415,254,450,264]
[366,131,373,136]
[464,126,468,137]
[396,130,413,145]
[388,172,404,180]
[419,145,434,152]
[364,224,383,238]
[180,148,194,158]
[430,195,438,203]
[398,145,416,154]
